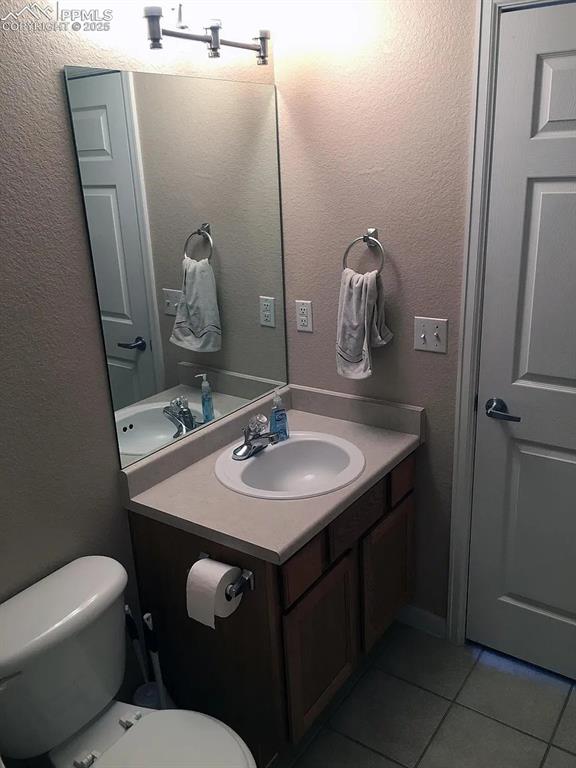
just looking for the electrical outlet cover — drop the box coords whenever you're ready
[295,300,313,332]
[259,296,276,327]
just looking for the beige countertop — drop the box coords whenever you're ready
[128,408,419,564]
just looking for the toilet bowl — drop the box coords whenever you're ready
[0,556,256,768]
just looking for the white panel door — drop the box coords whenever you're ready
[68,72,157,409]
[467,2,576,677]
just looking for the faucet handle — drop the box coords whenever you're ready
[248,413,268,436]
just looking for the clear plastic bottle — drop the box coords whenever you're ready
[269,389,289,441]
[195,373,215,423]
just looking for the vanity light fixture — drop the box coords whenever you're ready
[144,6,270,65]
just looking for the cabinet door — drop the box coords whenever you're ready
[283,552,359,742]
[362,494,414,652]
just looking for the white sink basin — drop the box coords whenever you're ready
[214,431,365,500]
[115,401,220,457]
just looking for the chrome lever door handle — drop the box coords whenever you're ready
[485,398,521,422]
[117,336,147,351]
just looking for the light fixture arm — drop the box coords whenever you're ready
[144,7,270,65]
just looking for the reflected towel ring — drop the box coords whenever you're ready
[183,224,214,262]
[342,233,384,276]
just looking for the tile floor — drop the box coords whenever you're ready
[290,623,576,768]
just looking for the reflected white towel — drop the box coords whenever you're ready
[170,257,222,352]
[336,268,392,379]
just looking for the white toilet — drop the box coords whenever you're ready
[0,556,256,768]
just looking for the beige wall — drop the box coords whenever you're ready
[1,0,477,620]
[0,0,274,602]
[132,72,286,387]
[274,0,477,617]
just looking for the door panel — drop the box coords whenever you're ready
[516,181,576,386]
[503,442,576,617]
[68,72,157,409]
[533,52,576,137]
[467,2,576,678]
[84,188,132,319]
[72,105,113,156]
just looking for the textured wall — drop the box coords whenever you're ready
[0,0,274,602]
[132,72,286,386]
[0,0,477,620]
[273,0,477,617]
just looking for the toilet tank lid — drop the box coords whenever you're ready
[0,556,127,677]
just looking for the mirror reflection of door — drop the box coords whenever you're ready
[65,68,287,468]
[68,71,159,409]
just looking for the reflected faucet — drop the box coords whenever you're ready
[163,397,196,438]
[232,413,280,461]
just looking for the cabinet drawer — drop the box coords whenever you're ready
[281,532,327,609]
[283,552,359,742]
[328,479,386,561]
[362,493,414,652]
[390,453,416,507]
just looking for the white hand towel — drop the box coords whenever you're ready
[170,257,222,352]
[336,268,393,379]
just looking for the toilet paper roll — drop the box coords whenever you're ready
[186,558,243,629]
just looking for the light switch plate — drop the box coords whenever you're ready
[414,317,448,353]
[259,296,276,327]
[163,288,182,316]
[295,300,313,332]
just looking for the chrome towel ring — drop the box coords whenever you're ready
[183,223,214,262]
[342,228,384,276]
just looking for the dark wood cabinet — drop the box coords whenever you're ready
[283,551,359,741]
[129,517,287,768]
[281,532,328,610]
[328,479,387,561]
[129,451,417,767]
[362,493,415,652]
[390,452,416,507]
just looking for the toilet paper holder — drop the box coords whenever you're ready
[197,553,255,602]
[225,569,255,601]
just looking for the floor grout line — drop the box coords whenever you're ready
[292,627,576,768]
[550,745,576,760]
[324,725,409,767]
[376,664,476,704]
[413,702,454,768]
[454,701,551,745]
[324,654,381,723]
[382,646,570,749]
[413,646,484,767]
[538,683,574,768]
[282,668,375,767]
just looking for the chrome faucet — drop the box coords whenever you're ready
[163,397,196,438]
[232,413,280,461]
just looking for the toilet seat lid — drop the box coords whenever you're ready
[97,710,256,768]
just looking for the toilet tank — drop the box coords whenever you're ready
[0,556,128,759]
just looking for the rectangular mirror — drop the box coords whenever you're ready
[64,67,287,467]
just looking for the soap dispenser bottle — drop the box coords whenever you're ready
[195,373,215,423]
[269,389,289,441]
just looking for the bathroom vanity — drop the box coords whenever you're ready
[125,387,423,768]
